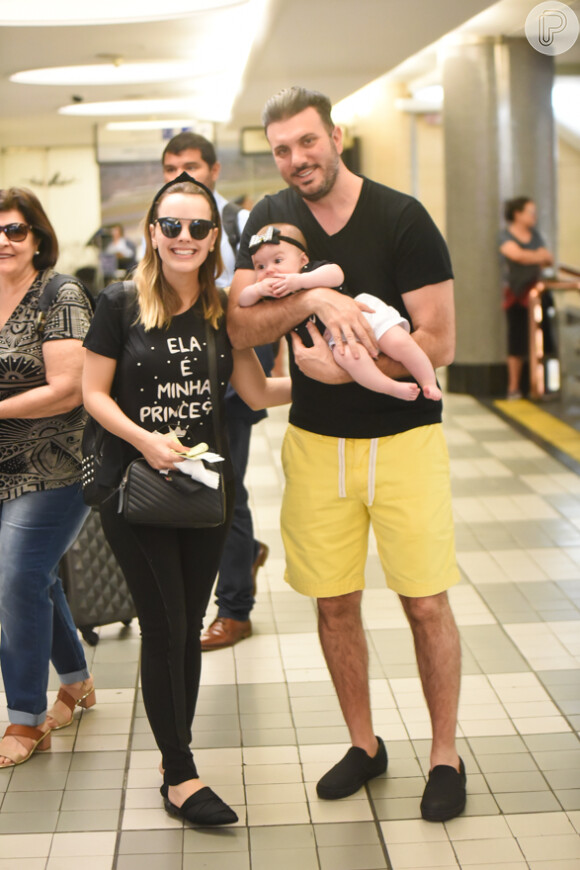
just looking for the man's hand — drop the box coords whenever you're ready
[289,321,352,384]
[309,288,378,360]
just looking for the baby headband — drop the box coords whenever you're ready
[151,171,218,216]
[248,225,307,256]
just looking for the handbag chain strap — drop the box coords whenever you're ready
[204,321,222,454]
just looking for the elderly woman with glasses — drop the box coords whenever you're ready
[0,188,95,769]
[82,173,290,827]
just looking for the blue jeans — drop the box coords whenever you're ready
[0,484,90,726]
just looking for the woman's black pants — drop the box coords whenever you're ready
[99,481,233,785]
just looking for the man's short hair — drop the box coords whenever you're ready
[262,86,334,133]
[162,132,217,167]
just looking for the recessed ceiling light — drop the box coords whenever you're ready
[106,120,196,130]
[0,0,246,26]
[11,61,214,87]
[59,96,232,123]
[59,99,199,117]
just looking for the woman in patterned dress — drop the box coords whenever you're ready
[0,188,95,768]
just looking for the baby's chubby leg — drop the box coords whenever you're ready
[378,327,442,401]
[330,340,420,401]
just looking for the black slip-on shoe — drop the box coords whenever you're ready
[316,736,388,800]
[160,783,238,826]
[420,757,466,822]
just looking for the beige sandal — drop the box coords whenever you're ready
[46,677,96,730]
[0,724,51,767]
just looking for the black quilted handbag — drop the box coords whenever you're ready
[119,458,225,528]
[118,322,226,529]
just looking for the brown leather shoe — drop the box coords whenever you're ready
[200,617,252,651]
[251,541,269,596]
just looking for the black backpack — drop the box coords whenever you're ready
[221,200,242,255]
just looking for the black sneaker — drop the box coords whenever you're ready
[316,736,388,800]
[420,757,466,822]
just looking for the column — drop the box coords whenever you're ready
[443,37,555,396]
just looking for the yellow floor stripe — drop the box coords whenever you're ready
[494,399,580,462]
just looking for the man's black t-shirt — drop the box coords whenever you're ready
[83,282,234,478]
[236,178,453,438]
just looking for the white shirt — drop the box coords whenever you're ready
[213,190,249,288]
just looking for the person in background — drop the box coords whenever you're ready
[106,223,137,274]
[162,132,272,650]
[499,197,554,399]
[0,187,95,768]
[82,174,290,826]
[99,223,137,285]
[234,193,255,212]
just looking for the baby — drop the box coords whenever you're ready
[240,224,442,402]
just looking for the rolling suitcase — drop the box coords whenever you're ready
[60,508,136,646]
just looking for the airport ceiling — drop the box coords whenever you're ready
[0,0,579,148]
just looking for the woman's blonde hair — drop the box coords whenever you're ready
[134,180,224,330]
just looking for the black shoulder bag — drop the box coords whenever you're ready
[81,282,136,507]
[116,321,226,528]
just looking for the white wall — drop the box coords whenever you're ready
[0,146,101,276]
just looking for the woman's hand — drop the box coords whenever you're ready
[138,431,189,471]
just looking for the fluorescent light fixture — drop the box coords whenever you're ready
[410,85,443,104]
[106,120,196,131]
[11,61,215,87]
[59,96,232,123]
[0,0,246,26]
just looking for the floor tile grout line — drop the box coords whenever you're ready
[366,781,394,870]
[109,649,178,870]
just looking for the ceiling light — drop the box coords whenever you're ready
[11,61,215,87]
[106,120,196,131]
[0,0,246,26]
[59,97,232,123]
[410,85,444,104]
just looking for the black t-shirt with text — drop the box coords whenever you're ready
[83,282,234,478]
[236,178,453,438]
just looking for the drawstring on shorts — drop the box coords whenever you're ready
[337,437,378,506]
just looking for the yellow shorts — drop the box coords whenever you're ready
[280,423,460,599]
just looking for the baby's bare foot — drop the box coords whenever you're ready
[422,384,442,401]
[392,382,421,401]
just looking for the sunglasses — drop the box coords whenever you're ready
[154,217,215,241]
[0,222,32,242]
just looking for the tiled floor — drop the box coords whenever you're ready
[1,391,580,869]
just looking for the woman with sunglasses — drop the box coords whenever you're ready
[82,174,290,826]
[0,188,95,768]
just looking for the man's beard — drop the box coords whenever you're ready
[290,152,340,202]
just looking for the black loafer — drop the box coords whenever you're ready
[420,757,466,822]
[160,783,238,826]
[316,736,388,800]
